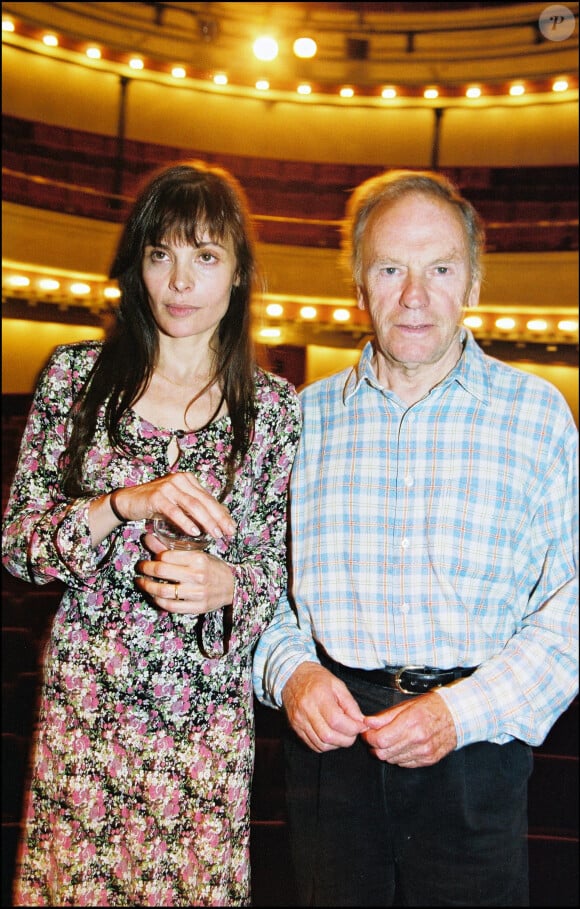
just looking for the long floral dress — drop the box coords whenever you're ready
[2,341,301,907]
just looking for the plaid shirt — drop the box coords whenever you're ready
[253,332,579,747]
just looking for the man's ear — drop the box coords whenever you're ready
[356,285,367,311]
[465,278,481,309]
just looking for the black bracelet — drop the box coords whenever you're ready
[109,489,127,523]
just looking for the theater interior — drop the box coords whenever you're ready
[2,2,578,905]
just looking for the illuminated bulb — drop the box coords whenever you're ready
[466,86,481,99]
[42,34,59,47]
[424,88,439,99]
[266,303,284,317]
[495,317,516,331]
[382,88,397,99]
[7,275,30,288]
[527,319,548,332]
[552,79,568,92]
[297,84,312,95]
[70,282,91,295]
[214,73,228,85]
[255,80,269,91]
[558,319,578,332]
[260,327,281,339]
[2,18,15,32]
[300,306,317,320]
[510,84,525,96]
[333,308,351,322]
[86,47,101,60]
[38,278,60,291]
[171,66,186,79]
[253,36,278,61]
[463,315,483,329]
[340,87,354,98]
[104,286,121,300]
[129,57,144,70]
[293,37,317,58]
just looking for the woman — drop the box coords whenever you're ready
[3,160,302,906]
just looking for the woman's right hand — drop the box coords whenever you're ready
[90,472,236,547]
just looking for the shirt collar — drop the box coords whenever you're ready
[343,329,491,406]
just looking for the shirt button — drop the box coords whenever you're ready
[401,602,410,613]
[404,475,414,487]
[401,538,410,549]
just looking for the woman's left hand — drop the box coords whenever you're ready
[135,532,235,614]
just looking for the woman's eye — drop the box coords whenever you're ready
[435,266,449,274]
[199,251,216,263]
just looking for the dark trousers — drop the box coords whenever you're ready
[283,666,532,907]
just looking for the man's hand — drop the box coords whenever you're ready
[282,662,367,753]
[361,691,457,767]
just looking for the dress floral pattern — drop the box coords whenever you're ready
[3,341,301,907]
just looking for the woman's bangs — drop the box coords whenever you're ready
[152,187,233,248]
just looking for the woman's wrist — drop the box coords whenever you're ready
[109,489,127,523]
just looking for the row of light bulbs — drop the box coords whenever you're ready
[4,272,578,334]
[2,16,575,100]
[263,303,578,334]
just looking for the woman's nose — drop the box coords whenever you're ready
[169,265,193,292]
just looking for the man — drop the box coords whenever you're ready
[253,170,578,907]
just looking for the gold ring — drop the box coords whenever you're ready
[174,583,180,600]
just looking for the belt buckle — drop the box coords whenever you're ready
[394,665,423,694]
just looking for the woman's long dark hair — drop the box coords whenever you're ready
[61,160,258,499]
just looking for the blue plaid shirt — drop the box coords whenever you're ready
[253,332,579,748]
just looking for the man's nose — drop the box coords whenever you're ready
[400,275,428,307]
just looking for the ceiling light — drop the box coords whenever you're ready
[424,88,439,99]
[213,73,228,85]
[255,80,270,91]
[86,46,101,60]
[2,18,15,32]
[463,315,483,329]
[340,87,354,98]
[466,86,481,99]
[333,308,351,322]
[70,282,91,295]
[553,79,569,92]
[38,278,60,291]
[509,84,525,96]
[558,319,578,332]
[300,306,317,320]
[253,36,278,62]
[266,303,284,317]
[293,37,317,58]
[297,83,311,95]
[259,327,281,339]
[129,57,144,70]
[42,34,59,47]
[6,275,30,288]
[382,87,397,99]
[171,66,186,79]
[495,317,516,330]
[527,319,548,331]
[104,287,121,300]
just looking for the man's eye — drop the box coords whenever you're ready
[436,266,449,274]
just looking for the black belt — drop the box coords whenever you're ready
[316,645,477,695]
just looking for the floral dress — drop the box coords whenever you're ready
[2,341,301,907]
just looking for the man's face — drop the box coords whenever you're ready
[357,192,480,373]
